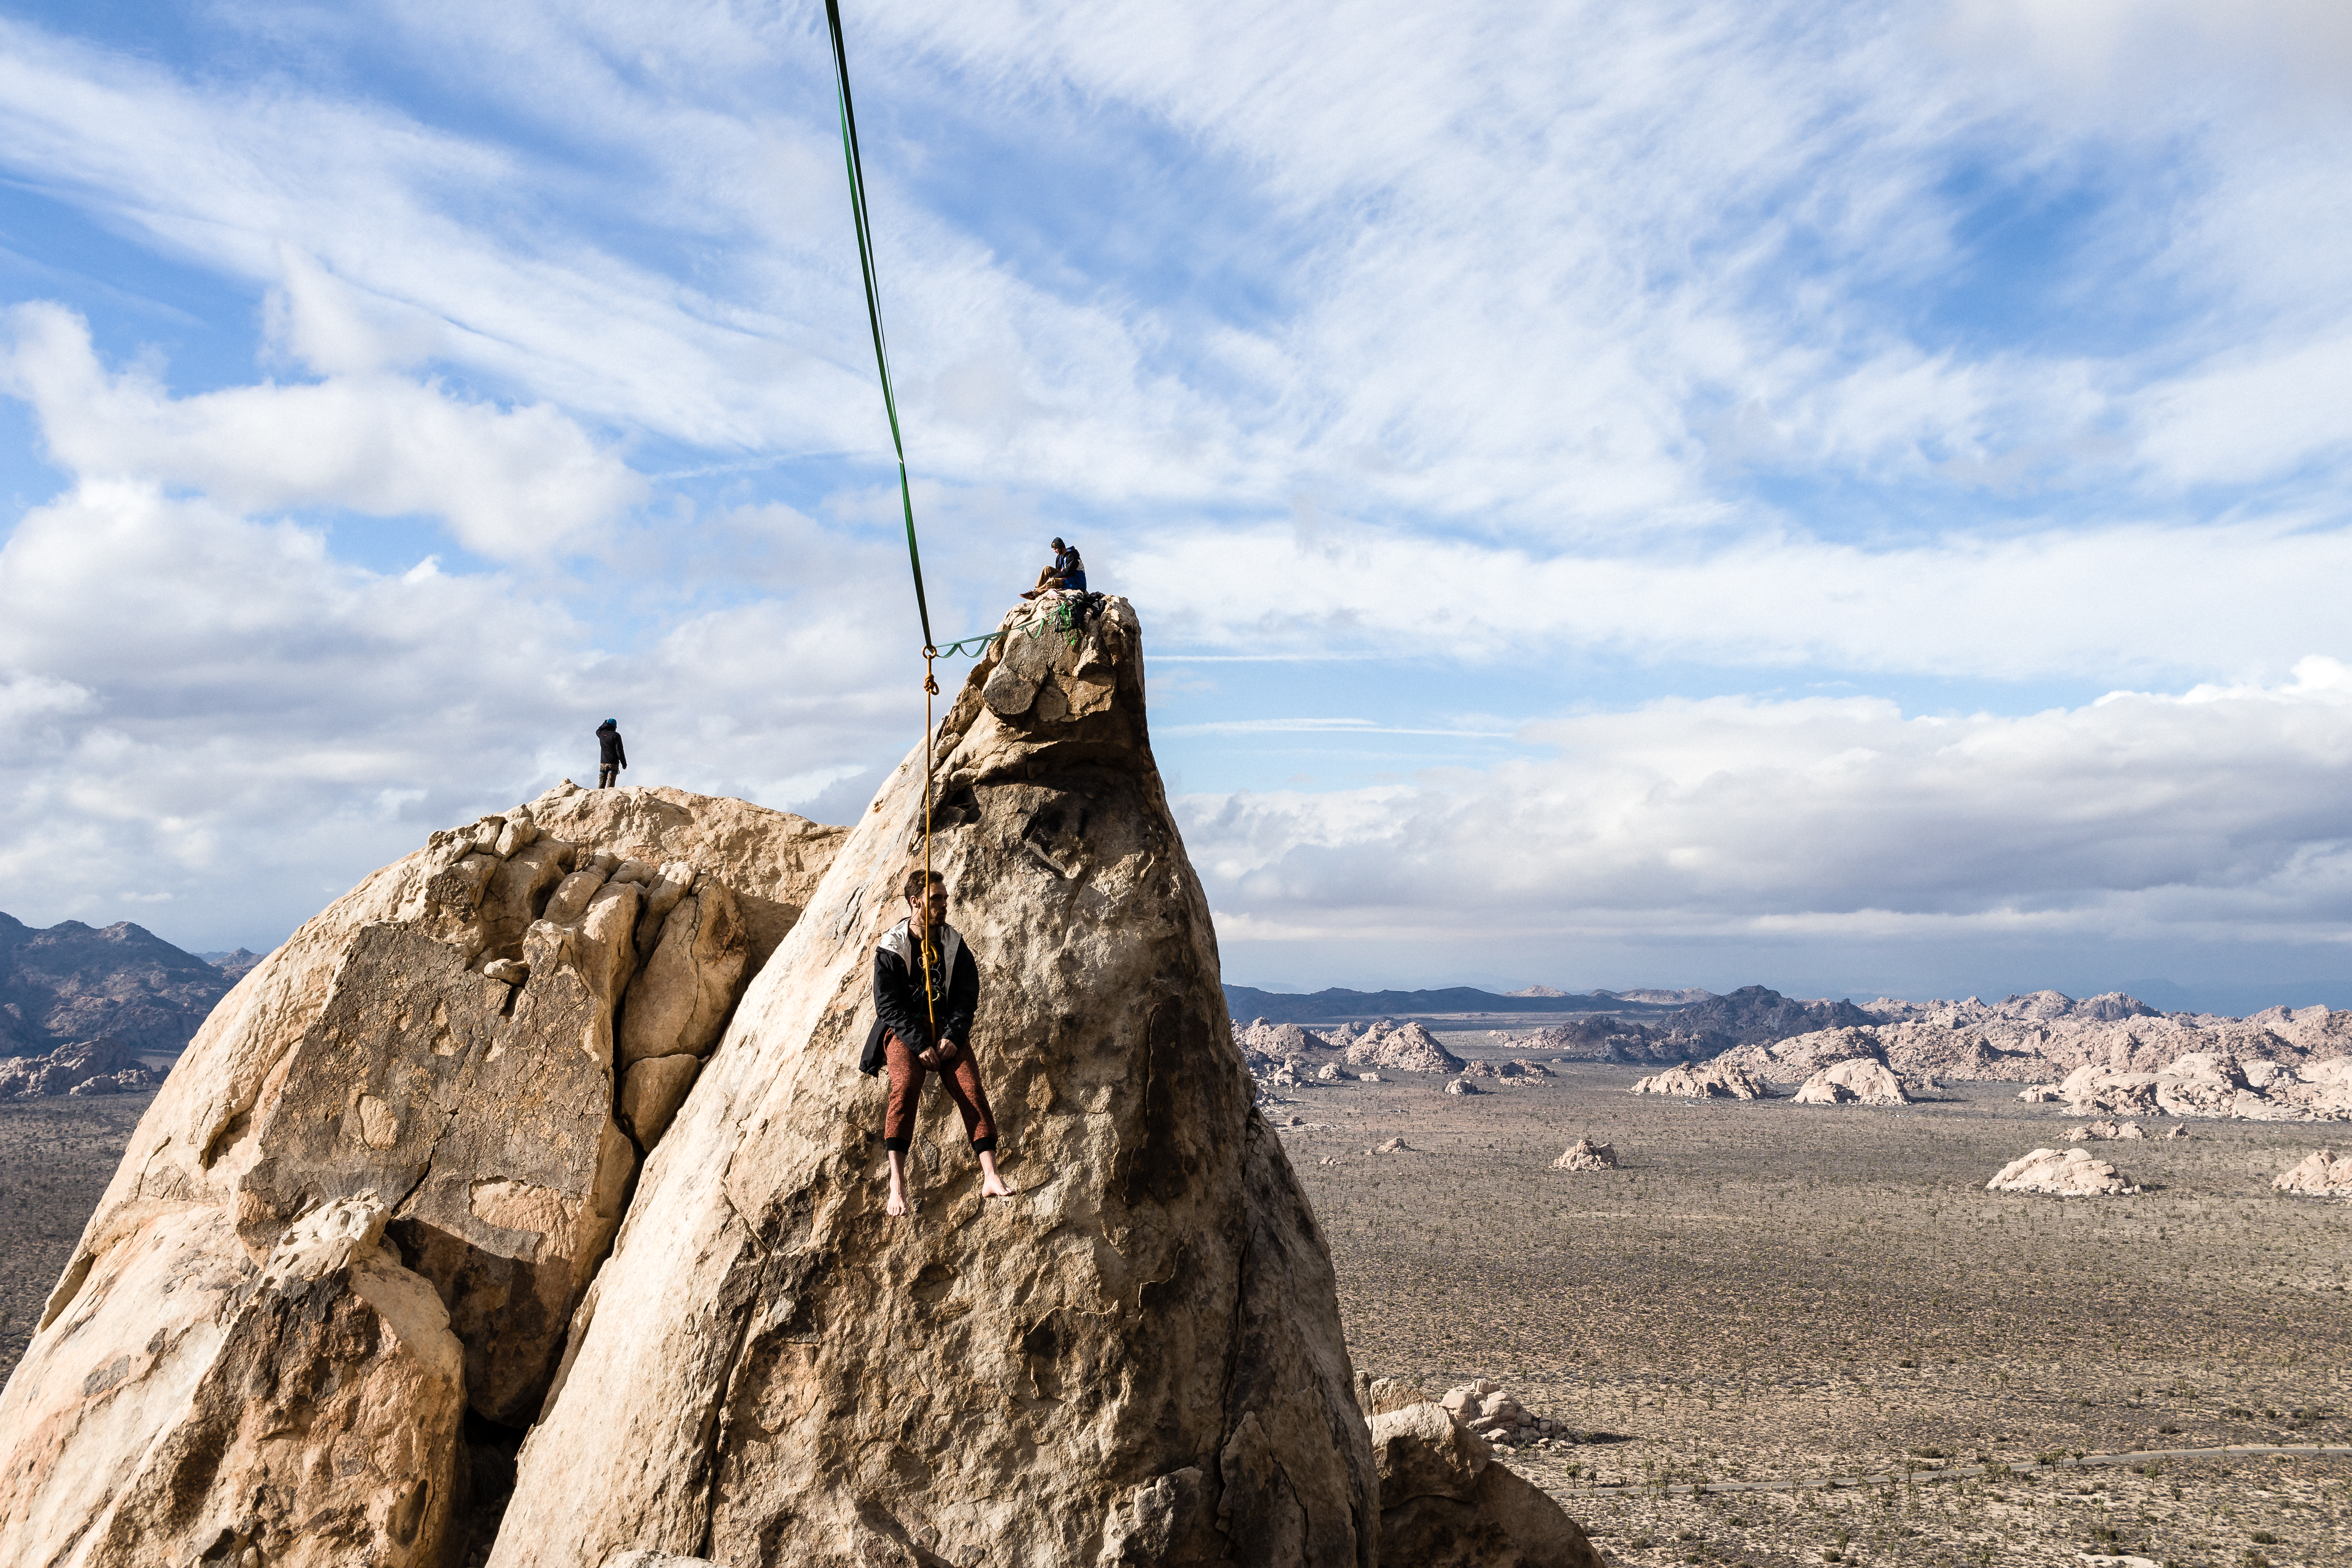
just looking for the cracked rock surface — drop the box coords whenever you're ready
[0,786,838,1566]
[488,597,1378,1568]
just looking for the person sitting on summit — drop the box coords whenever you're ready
[595,719,626,789]
[860,868,1015,1216]
[1020,536,1085,599]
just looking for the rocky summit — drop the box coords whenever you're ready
[0,596,1608,1568]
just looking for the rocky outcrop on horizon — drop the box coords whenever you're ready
[0,1034,162,1099]
[0,912,233,1056]
[1631,1062,1766,1099]
[1336,1017,1467,1074]
[0,782,843,1563]
[1491,1013,1683,1062]
[1791,1057,1909,1106]
[2046,1054,2352,1123]
[1705,990,2352,1102]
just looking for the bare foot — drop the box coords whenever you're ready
[887,1185,908,1217]
[978,1151,1016,1200]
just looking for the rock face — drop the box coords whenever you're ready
[1343,1019,1466,1074]
[1551,1137,1618,1171]
[1368,1402,1604,1568]
[0,1195,463,1568]
[1630,1062,1766,1099]
[1986,1147,2141,1196]
[487,597,1377,1568]
[2273,1149,2352,1198]
[0,1035,163,1099]
[1791,1058,1909,1106]
[0,787,837,1565]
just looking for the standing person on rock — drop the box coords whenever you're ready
[595,719,627,789]
[860,868,1013,1215]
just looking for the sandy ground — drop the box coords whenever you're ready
[0,1092,151,1378]
[6,1050,2350,1566]
[1285,1044,2352,1566]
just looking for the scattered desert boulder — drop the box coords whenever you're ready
[1715,1024,1884,1080]
[1345,1019,1467,1074]
[1492,1015,1679,1063]
[1234,1017,1333,1064]
[2272,1148,2352,1198]
[1369,1401,1604,1568]
[1461,1058,1553,1083]
[1552,1137,1618,1170]
[486,598,1377,1568]
[0,786,841,1557]
[1791,1057,1909,1106]
[1630,1062,1766,1099]
[1373,1137,1414,1152]
[1358,1374,1432,1416]
[0,1195,464,1568]
[2063,1118,2146,1141]
[0,1034,163,1099]
[1987,1147,2141,1196]
[1438,1380,1574,1445]
[1445,1077,1484,1095]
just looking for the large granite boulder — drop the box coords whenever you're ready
[1987,1146,2141,1196]
[488,596,1377,1568]
[0,788,839,1564]
[0,1196,463,1568]
[1369,1402,1605,1568]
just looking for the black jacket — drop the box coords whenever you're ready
[597,723,626,767]
[860,919,979,1074]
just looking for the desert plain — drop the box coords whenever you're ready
[5,1033,2348,1568]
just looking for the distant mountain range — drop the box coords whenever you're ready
[0,913,243,1056]
[1223,982,1868,1053]
[1220,983,1685,1025]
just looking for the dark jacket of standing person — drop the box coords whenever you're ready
[596,720,626,768]
[860,920,979,1073]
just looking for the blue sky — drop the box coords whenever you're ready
[4,1,2352,1010]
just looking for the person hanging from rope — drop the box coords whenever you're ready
[860,867,1014,1215]
[1020,536,1085,599]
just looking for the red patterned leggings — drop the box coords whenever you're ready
[882,1033,997,1154]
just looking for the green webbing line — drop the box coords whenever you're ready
[824,0,933,651]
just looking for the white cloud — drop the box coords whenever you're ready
[0,478,913,948]
[1,303,643,559]
[1120,515,2352,683]
[1180,658,2352,949]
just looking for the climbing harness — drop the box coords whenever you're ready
[824,0,940,1040]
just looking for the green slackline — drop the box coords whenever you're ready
[823,6,1091,671]
[823,0,933,653]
